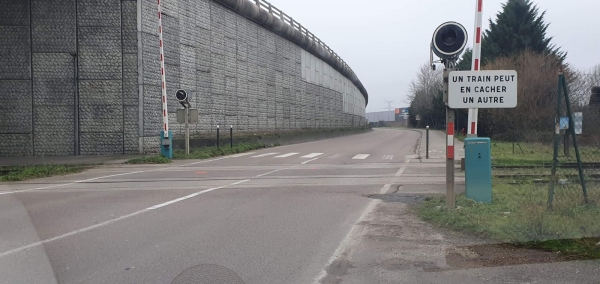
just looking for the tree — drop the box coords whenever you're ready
[406,63,443,128]
[481,0,566,65]
[456,48,473,71]
[478,50,562,140]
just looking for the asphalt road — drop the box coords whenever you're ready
[0,128,423,284]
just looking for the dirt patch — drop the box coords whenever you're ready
[320,259,354,284]
[381,258,438,272]
[444,243,576,270]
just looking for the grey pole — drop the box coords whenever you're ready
[185,106,190,155]
[426,125,429,159]
[444,65,457,209]
[230,125,233,148]
[70,53,79,156]
[216,125,220,149]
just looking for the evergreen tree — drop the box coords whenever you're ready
[456,48,473,71]
[481,0,565,65]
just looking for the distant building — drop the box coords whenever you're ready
[366,111,396,122]
[366,108,409,126]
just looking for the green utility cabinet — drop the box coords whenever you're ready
[464,138,492,203]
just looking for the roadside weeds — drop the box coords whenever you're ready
[0,164,91,182]
[126,143,273,164]
[416,182,600,260]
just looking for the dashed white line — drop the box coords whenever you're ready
[274,152,299,158]
[254,169,283,178]
[301,157,320,165]
[301,153,324,158]
[251,152,279,158]
[230,152,256,158]
[352,154,370,160]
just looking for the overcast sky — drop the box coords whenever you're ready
[268,0,600,113]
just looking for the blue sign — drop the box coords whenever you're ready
[560,117,569,130]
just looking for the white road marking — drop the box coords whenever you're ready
[148,179,252,210]
[352,154,370,160]
[383,155,393,160]
[179,155,238,166]
[301,157,320,165]
[230,152,256,157]
[147,187,222,210]
[274,152,299,158]
[311,164,408,284]
[301,153,324,158]
[327,153,341,159]
[254,169,283,178]
[251,152,279,158]
[0,163,294,258]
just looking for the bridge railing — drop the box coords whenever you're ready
[252,0,355,78]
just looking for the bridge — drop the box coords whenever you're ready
[0,0,368,156]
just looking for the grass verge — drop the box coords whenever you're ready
[125,156,172,164]
[416,182,600,259]
[125,143,271,163]
[0,165,89,182]
[491,141,553,166]
[173,143,270,159]
[490,141,600,166]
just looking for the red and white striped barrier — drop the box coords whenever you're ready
[158,0,169,137]
[447,122,454,159]
[467,0,483,136]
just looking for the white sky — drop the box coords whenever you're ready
[267,0,600,112]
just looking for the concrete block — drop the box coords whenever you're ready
[143,136,160,154]
[79,80,122,106]
[142,84,162,136]
[0,0,30,26]
[31,0,76,53]
[161,14,181,66]
[78,27,122,80]
[79,105,124,132]
[0,80,33,133]
[122,54,138,106]
[141,0,158,35]
[0,134,33,157]
[0,27,31,79]
[34,106,75,156]
[141,33,161,86]
[123,105,139,153]
[77,0,121,27]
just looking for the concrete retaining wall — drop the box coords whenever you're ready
[0,0,367,157]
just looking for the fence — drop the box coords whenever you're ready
[548,73,600,209]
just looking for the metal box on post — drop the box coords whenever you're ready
[464,137,492,203]
[160,130,173,159]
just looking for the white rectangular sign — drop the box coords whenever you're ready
[574,112,582,135]
[448,70,518,108]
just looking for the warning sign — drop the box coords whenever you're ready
[448,70,517,108]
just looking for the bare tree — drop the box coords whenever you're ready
[479,50,562,141]
[407,62,443,127]
[570,64,600,106]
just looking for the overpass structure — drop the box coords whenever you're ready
[0,0,368,156]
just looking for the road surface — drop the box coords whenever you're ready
[0,128,425,284]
